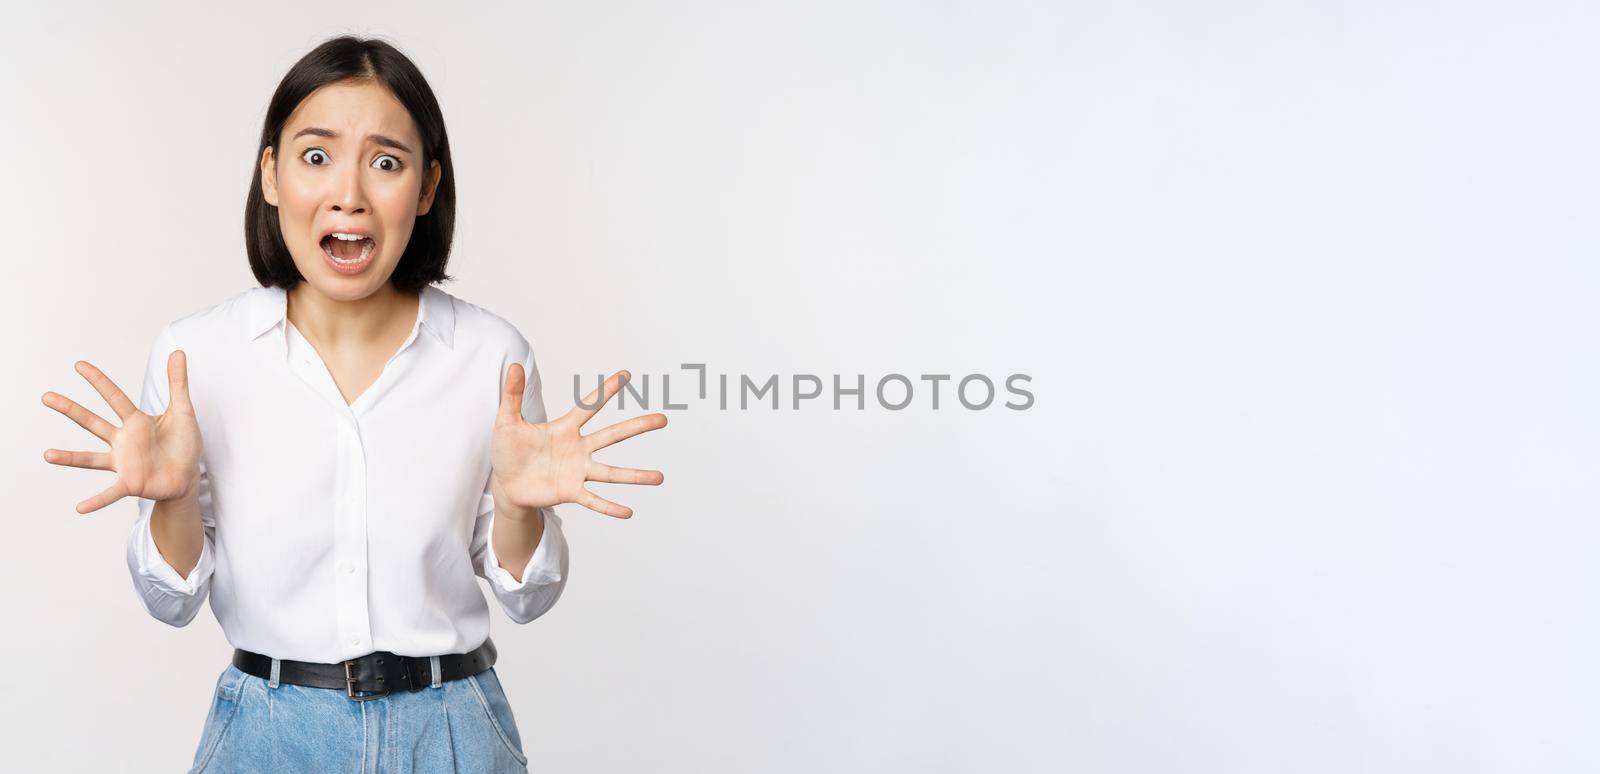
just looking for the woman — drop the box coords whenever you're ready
[38,36,666,772]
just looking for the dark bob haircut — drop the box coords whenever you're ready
[245,36,455,293]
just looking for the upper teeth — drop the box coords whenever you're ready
[331,233,367,241]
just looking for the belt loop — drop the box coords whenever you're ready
[268,658,281,689]
[430,656,442,688]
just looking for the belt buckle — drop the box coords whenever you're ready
[344,659,389,702]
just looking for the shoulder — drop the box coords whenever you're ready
[152,286,269,351]
[428,285,536,364]
[137,287,266,407]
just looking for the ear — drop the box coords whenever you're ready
[260,146,279,207]
[416,159,442,216]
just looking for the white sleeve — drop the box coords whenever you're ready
[470,340,570,624]
[124,324,217,627]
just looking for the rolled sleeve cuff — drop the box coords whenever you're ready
[482,506,565,593]
[132,513,213,597]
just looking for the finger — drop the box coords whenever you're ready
[167,350,194,412]
[576,487,633,519]
[584,413,668,452]
[77,478,130,515]
[75,360,138,421]
[587,460,664,486]
[43,448,113,471]
[498,361,525,421]
[41,391,117,442]
[566,370,631,429]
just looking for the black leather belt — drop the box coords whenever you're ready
[232,637,497,701]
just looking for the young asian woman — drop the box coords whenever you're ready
[39,35,667,773]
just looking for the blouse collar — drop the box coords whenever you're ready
[243,283,455,350]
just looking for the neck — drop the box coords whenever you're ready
[287,282,420,350]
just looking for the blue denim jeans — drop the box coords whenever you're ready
[189,660,530,773]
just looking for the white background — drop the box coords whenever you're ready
[4,1,1596,771]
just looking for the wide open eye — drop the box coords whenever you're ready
[372,153,403,172]
[301,148,329,166]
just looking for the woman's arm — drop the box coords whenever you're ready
[471,345,569,624]
[472,497,568,624]
[128,466,216,627]
[476,337,666,622]
[488,488,545,582]
[148,469,204,578]
[37,322,215,625]
[125,325,215,626]
[491,350,547,575]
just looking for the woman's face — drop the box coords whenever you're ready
[260,79,441,300]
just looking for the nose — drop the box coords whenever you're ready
[329,160,369,214]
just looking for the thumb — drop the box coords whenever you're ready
[167,349,193,412]
[499,361,525,420]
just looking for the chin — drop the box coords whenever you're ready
[294,254,397,299]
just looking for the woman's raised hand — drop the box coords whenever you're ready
[41,353,204,514]
[490,367,667,519]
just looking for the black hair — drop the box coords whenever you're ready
[245,35,455,293]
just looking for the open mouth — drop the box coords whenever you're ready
[320,233,376,264]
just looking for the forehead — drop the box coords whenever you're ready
[283,80,419,147]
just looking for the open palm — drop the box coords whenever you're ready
[41,353,203,514]
[490,367,666,519]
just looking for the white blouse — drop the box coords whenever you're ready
[125,283,568,663]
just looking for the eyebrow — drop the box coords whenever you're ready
[290,127,415,154]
